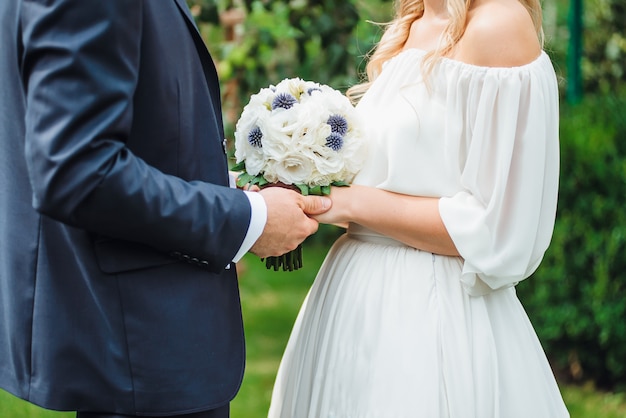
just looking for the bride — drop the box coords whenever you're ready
[267,0,569,416]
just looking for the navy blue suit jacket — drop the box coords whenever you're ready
[0,0,251,414]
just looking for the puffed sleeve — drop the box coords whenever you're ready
[439,53,560,296]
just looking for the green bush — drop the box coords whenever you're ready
[189,0,393,139]
[517,91,626,390]
[582,0,626,94]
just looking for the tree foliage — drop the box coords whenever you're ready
[517,94,626,390]
[188,0,391,135]
[582,0,626,93]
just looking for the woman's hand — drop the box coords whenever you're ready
[312,185,358,226]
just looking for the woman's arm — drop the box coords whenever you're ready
[315,185,459,256]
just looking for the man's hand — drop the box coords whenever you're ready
[249,187,331,258]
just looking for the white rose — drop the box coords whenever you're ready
[309,146,345,177]
[243,149,267,177]
[275,78,308,100]
[318,85,354,112]
[290,104,330,148]
[248,86,275,111]
[257,112,293,161]
[234,87,275,168]
[234,124,260,169]
[269,152,316,185]
[341,136,367,180]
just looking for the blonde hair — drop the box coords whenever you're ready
[347,0,544,102]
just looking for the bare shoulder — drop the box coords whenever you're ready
[454,0,542,67]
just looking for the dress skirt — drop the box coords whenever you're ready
[268,229,569,418]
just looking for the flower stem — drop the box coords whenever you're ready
[262,244,303,271]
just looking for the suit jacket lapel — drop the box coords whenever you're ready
[172,0,225,134]
[173,0,198,28]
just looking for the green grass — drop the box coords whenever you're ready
[1,243,625,417]
[230,245,329,417]
[0,390,73,418]
[561,383,626,418]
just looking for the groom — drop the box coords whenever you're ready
[0,1,330,417]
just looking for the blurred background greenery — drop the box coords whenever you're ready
[2,0,625,416]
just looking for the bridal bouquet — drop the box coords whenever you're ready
[233,77,365,271]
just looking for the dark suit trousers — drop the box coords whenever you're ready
[76,405,229,418]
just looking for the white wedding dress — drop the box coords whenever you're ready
[268,49,569,417]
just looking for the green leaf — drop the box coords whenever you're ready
[309,185,323,195]
[231,161,246,172]
[250,175,263,186]
[331,181,350,187]
[295,184,309,195]
[236,172,254,188]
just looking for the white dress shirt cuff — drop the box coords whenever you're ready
[232,191,267,263]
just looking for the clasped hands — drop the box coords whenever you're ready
[247,185,350,259]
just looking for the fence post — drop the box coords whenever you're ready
[567,0,583,104]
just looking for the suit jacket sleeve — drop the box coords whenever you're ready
[20,0,251,271]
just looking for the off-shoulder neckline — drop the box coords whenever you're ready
[396,48,549,71]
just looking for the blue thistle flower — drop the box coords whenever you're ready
[327,114,349,136]
[307,87,322,95]
[272,93,297,110]
[248,126,263,148]
[325,132,344,151]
